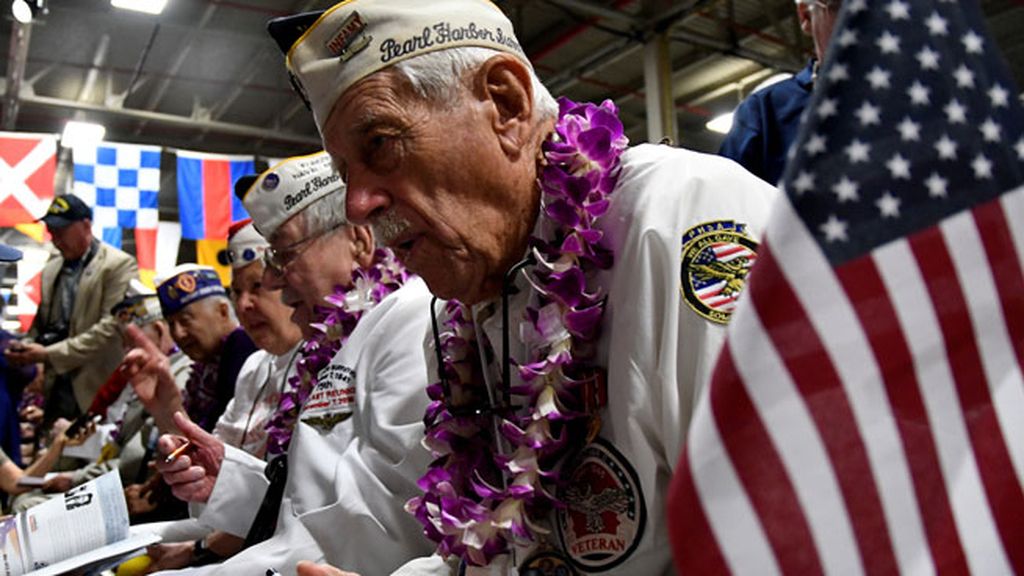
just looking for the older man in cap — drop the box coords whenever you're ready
[5,194,136,424]
[130,220,306,570]
[131,265,258,435]
[146,152,434,575]
[268,2,778,575]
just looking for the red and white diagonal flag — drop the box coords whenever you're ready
[0,132,56,226]
[668,0,1024,574]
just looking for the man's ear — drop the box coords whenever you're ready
[797,3,812,35]
[218,299,232,321]
[474,54,534,158]
[348,224,376,269]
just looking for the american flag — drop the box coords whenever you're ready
[668,0,1024,574]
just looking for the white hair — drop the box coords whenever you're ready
[198,294,237,324]
[393,47,559,121]
[296,191,348,238]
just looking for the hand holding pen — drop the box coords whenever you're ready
[153,411,227,503]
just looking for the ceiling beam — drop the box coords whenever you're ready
[132,3,219,135]
[18,93,322,147]
[77,35,110,103]
[3,21,32,130]
[542,0,640,26]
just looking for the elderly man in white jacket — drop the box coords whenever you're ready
[146,152,435,575]
[266,2,779,575]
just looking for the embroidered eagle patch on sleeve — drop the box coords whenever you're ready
[679,220,759,324]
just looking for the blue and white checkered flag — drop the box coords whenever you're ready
[73,142,161,247]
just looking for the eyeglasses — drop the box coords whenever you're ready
[263,222,345,275]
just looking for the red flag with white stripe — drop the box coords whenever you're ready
[0,132,56,226]
[668,0,1024,574]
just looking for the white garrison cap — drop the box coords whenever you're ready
[227,219,269,269]
[235,151,344,238]
[267,0,531,130]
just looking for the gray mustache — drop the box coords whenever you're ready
[373,210,412,246]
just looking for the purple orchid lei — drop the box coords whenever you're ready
[265,247,410,457]
[406,98,628,566]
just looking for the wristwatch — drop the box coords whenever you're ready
[191,538,221,567]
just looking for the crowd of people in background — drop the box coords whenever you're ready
[0,0,1020,575]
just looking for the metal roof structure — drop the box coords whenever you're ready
[3,0,1022,159]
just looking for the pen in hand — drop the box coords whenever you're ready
[164,439,191,463]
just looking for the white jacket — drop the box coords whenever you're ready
[213,344,300,457]
[158,278,436,575]
[397,144,778,575]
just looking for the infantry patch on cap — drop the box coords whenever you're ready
[679,220,759,324]
[326,11,371,61]
[555,438,646,572]
[269,0,531,131]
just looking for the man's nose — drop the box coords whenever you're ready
[170,321,188,343]
[344,175,391,225]
[236,292,255,312]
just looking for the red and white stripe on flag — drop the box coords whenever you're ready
[668,0,1024,572]
[0,132,56,226]
[669,189,1024,575]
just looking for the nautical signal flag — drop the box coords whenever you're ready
[73,142,162,286]
[176,150,254,284]
[0,132,56,227]
[668,0,1024,574]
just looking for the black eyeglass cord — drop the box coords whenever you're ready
[429,253,536,417]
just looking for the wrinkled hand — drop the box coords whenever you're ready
[50,418,71,438]
[4,342,46,365]
[19,405,43,423]
[125,482,158,516]
[143,542,194,573]
[121,324,179,409]
[153,411,225,503]
[296,561,361,576]
[64,419,97,447]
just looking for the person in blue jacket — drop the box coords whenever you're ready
[718,0,842,185]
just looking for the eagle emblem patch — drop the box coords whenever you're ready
[679,220,759,324]
[555,438,646,572]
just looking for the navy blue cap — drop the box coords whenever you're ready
[40,194,92,229]
[266,11,324,55]
[0,244,22,262]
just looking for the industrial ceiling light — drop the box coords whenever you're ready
[111,0,168,15]
[706,112,734,135]
[11,0,45,23]
[60,121,106,149]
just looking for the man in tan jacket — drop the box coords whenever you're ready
[6,194,137,423]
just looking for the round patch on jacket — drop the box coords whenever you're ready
[679,220,759,324]
[555,438,646,572]
[519,550,578,575]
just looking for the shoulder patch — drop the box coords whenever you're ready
[679,220,759,324]
[556,438,646,572]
